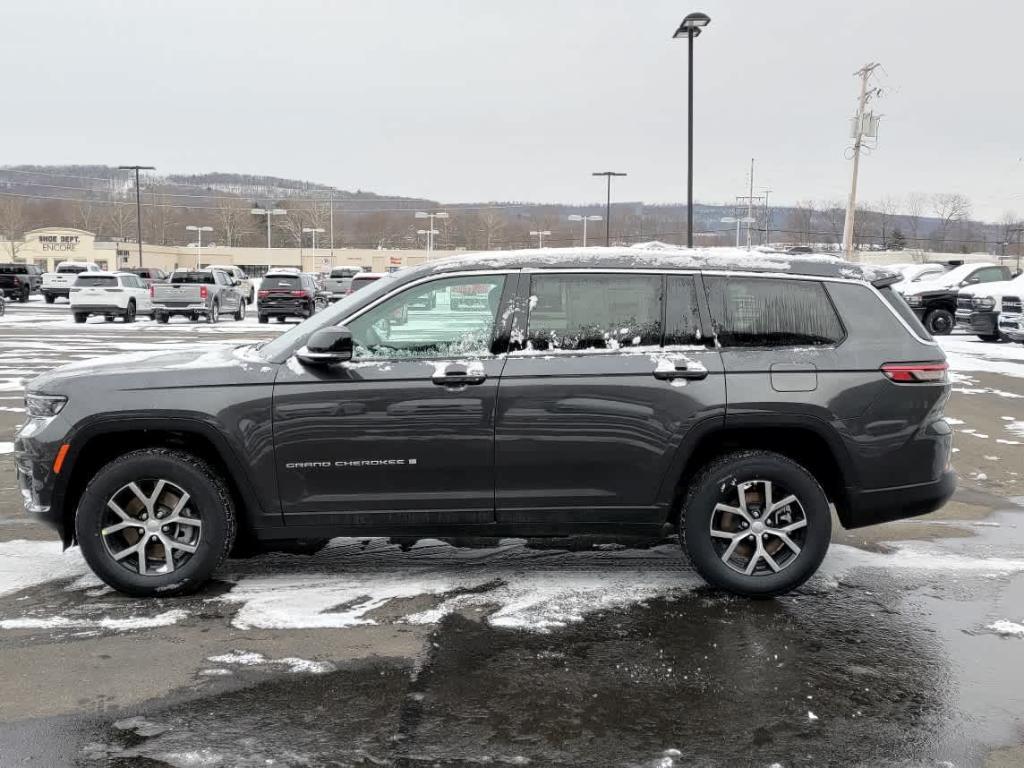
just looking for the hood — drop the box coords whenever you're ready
[957,276,1024,299]
[27,345,274,395]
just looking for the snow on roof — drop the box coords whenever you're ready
[414,242,893,283]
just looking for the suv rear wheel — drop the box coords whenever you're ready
[75,448,236,597]
[680,450,831,597]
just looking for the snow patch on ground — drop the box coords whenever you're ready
[0,442,13,455]
[987,620,1024,637]
[0,609,187,631]
[206,650,335,674]
[0,540,88,597]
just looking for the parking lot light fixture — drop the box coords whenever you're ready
[672,12,710,248]
[251,207,287,256]
[568,214,603,247]
[415,212,449,253]
[184,225,213,268]
[302,227,326,266]
[529,230,552,248]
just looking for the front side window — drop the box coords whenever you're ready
[704,276,845,348]
[348,275,505,359]
[524,273,662,351]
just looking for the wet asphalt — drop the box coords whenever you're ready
[1,298,1023,768]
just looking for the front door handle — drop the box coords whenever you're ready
[653,364,708,382]
[432,366,487,386]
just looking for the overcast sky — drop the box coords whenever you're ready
[4,0,1023,220]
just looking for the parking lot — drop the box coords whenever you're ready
[1,296,1024,767]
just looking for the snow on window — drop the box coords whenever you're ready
[704,276,844,348]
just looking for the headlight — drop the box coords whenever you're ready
[973,296,996,310]
[905,295,922,306]
[25,393,67,418]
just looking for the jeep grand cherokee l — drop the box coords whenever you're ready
[14,246,955,598]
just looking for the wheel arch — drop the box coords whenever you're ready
[55,417,267,547]
[664,418,854,529]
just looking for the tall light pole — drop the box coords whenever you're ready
[591,172,626,246]
[303,226,325,270]
[250,206,287,263]
[529,230,552,248]
[415,211,449,253]
[185,225,213,268]
[673,12,710,248]
[118,165,155,267]
[568,214,603,247]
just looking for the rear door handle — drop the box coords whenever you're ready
[432,367,487,386]
[653,365,708,382]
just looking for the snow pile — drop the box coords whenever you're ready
[0,540,88,597]
[987,620,1024,637]
[206,650,335,674]
[0,609,187,631]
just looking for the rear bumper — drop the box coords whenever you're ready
[259,301,312,317]
[154,303,209,315]
[843,470,957,529]
[955,309,998,335]
[70,304,129,314]
[41,288,70,297]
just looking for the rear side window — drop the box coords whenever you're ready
[665,276,704,346]
[75,275,117,287]
[526,273,662,351]
[704,276,845,348]
[972,267,1007,284]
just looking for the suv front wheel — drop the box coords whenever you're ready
[75,448,236,597]
[680,450,831,597]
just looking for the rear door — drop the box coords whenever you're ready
[494,270,726,527]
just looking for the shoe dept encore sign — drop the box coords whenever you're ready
[23,227,97,254]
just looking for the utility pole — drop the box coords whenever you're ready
[329,190,335,263]
[118,165,155,267]
[592,171,627,246]
[734,192,764,249]
[842,62,882,261]
[746,158,754,249]
[762,188,773,246]
[251,206,287,262]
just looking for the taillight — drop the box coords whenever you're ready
[258,290,269,299]
[881,362,948,383]
[149,285,154,298]
[200,286,208,299]
[291,290,309,298]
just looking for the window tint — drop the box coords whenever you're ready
[350,275,380,292]
[665,276,704,346]
[171,272,216,284]
[348,275,505,359]
[57,264,89,274]
[331,268,360,278]
[525,274,662,351]
[704,276,844,347]
[0,265,27,274]
[75,275,117,287]
[265,275,301,290]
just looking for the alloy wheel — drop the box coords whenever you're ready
[709,479,808,576]
[100,478,202,576]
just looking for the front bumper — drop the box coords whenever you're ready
[999,312,1024,342]
[13,415,72,542]
[954,309,998,335]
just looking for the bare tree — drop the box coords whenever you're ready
[215,198,253,247]
[145,194,179,246]
[874,196,900,249]
[0,197,30,260]
[278,199,331,247]
[904,192,927,248]
[105,202,137,243]
[73,199,103,234]
[931,193,971,248]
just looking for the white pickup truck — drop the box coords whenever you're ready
[41,261,102,303]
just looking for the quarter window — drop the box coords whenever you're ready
[704,276,844,347]
[348,275,506,359]
[525,274,662,351]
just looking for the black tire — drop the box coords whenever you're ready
[977,333,1005,343]
[104,315,114,323]
[276,315,286,323]
[44,293,56,304]
[19,286,30,303]
[75,448,237,598]
[189,314,198,323]
[680,450,831,598]
[923,308,954,335]
[258,314,268,324]
[124,300,136,323]
[74,313,87,323]
[247,289,254,305]
[234,298,246,321]
[156,313,169,324]
[208,301,219,324]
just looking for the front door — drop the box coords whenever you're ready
[494,271,726,527]
[272,273,515,529]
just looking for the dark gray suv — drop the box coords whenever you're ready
[14,247,955,598]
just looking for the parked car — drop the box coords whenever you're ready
[0,263,43,302]
[257,271,325,323]
[151,269,246,323]
[998,293,1024,344]
[41,261,102,303]
[202,265,254,304]
[69,272,153,324]
[888,262,950,292]
[324,266,364,301]
[15,246,956,598]
[900,263,1012,335]
[957,272,1024,341]
[125,267,169,287]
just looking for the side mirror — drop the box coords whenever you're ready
[296,326,353,366]
[231,278,241,286]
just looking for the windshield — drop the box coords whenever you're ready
[170,272,216,284]
[258,273,399,360]
[57,265,90,274]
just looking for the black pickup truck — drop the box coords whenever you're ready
[0,263,43,302]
